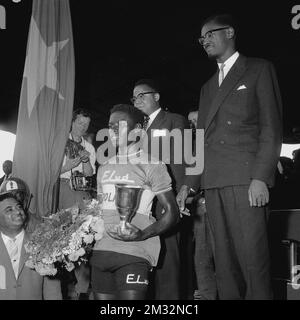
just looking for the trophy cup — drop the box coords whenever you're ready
[115,184,143,234]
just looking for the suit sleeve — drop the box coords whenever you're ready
[43,276,62,300]
[171,114,191,190]
[173,114,190,166]
[183,87,205,191]
[174,114,189,131]
[251,61,282,185]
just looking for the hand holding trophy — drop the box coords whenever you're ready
[107,184,144,241]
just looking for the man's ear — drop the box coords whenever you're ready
[226,27,235,39]
[154,93,160,102]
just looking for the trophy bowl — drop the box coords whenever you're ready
[115,184,143,234]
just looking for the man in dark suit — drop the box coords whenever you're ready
[0,160,12,187]
[177,14,282,300]
[132,79,189,299]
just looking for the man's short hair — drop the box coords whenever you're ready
[201,13,237,32]
[72,108,92,122]
[2,160,12,167]
[110,104,145,128]
[134,78,160,93]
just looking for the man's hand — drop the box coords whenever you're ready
[179,207,190,217]
[176,185,190,212]
[106,223,143,242]
[63,156,82,172]
[79,149,90,163]
[248,179,269,207]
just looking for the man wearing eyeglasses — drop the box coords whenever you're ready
[132,79,189,300]
[177,14,282,299]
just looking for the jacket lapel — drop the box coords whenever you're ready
[17,232,29,278]
[0,233,16,280]
[144,110,167,159]
[147,109,166,132]
[198,72,219,129]
[205,55,247,132]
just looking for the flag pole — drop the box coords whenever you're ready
[12,0,75,218]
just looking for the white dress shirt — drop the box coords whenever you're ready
[1,230,25,278]
[146,108,161,131]
[217,51,240,82]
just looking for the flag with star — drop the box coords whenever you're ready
[12,0,75,218]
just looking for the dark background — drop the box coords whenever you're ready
[0,0,299,141]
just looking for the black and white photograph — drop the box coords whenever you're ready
[0,0,300,307]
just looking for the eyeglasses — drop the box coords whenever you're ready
[108,121,128,134]
[198,27,230,46]
[131,91,156,104]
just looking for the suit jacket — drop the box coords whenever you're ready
[0,174,12,188]
[144,109,190,192]
[185,55,282,190]
[0,232,62,300]
[0,175,8,187]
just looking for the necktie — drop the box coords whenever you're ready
[219,63,225,86]
[7,238,19,278]
[143,115,150,131]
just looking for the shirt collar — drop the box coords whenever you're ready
[148,108,161,123]
[217,51,239,73]
[69,133,83,144]
[1,229,25,245]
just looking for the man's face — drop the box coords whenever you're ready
[72,115,90,137]
[188,111,198,128]
[2,161,12,175]
[133,84,159,116]
[108,112,135,148]
[200,21,232,62]
[0,197,25,232]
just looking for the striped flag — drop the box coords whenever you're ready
[12,0,75,217]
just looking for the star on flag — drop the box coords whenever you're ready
[24,17,69,117]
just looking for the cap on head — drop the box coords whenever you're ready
[0,192,17,203]
[0,177,31,210]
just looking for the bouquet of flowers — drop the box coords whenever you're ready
[25,199,104,276]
